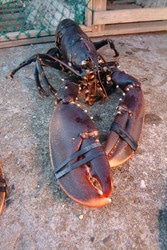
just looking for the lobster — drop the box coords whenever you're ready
[10,19,145,208]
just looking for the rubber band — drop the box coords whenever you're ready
[0,178,6,193]
[55,142,104,179]
[55,151,104,179]
[110,121,138,151]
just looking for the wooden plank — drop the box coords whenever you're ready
[1,21,167,49]
[94,8,167,25]
[107,0,140,10]
[109,0,136,4]
[0,25,92,43]
[0,1,21,6]
[92,0,107,32]
[0,30,54,42]
[1,12,24,21]
[89,21,167,37]
[0,35,55,49]
[0,25,92,48]
[0,6,23,14]
[81,25,92,33]
[0,20,25,31]
[85,0,93,27]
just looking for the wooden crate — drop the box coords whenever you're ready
[0,0,167,48]
[86,0,167,36]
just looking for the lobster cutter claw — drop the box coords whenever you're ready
[49,96,113,207]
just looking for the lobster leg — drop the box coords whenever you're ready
[105,70,145,167]
[93,39,119,57]
[10,53,73,97]
[10,53,85,97]
[33,48,65,97]
[35,59,58,96]
[10,53,63,78]
[49,81,113,207]
[34,66,49,97]
[10,53,83,79]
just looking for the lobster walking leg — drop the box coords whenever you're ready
[10,52,84,97]
[49,81,113,207]
[35,60,58,96]
[105,70,145,167]
[93,39,119,57]
[10,53,64,80]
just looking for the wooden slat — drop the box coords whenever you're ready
[92,0,107,32]
[1,12,24,21]
[90,21,167,37]
[0,25,92,44]
[0,30,54,43]
[0,25,92,48]
[85,0,93,27]
[107,0,140,10]
[109,0,136,4]
[1,21,167,48]
[0,6,23,14]
[0,1,22,8]
[94,8,167,25]
[0,35,55,48]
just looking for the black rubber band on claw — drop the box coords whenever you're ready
[0,178,6,193]
[110,122,138,151]
[55,142,104,179]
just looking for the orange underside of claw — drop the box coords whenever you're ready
[58,172,112,208]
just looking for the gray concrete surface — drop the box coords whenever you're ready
[0,33,167,249]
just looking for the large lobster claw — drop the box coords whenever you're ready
[105,70,145,167]
[49,82,112,207]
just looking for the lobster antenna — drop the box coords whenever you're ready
[46,54,83,77]
[97,70,109,100]
[97,52,110,100]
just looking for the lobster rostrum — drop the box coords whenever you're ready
[10,19,145,208]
